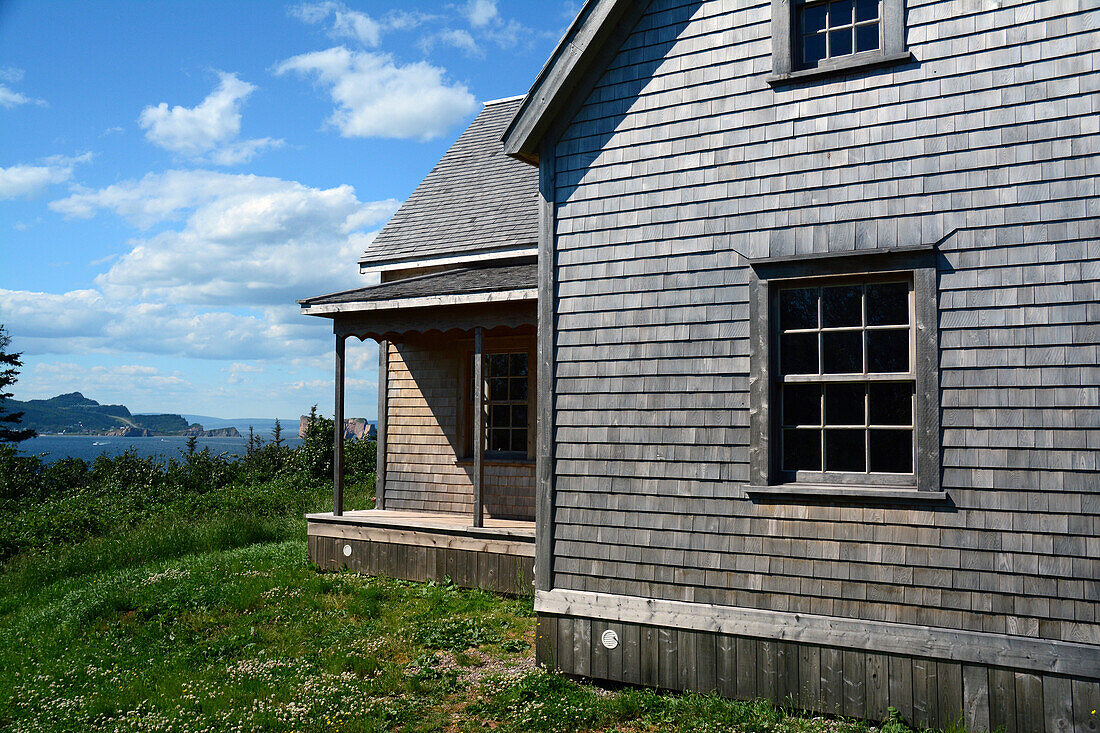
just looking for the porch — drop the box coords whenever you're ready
[307,509,534,595]
[299,261,539,594]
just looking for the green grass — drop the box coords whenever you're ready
[0,443,936,732]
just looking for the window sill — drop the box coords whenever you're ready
[767,51,913,86]
[747,484,948,503]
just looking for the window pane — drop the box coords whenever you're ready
[511,377,528,401]
[855,23,879,52]
[513,429,528,453]
[829,28,853,56]
[869,383,913,425]
[801,3,827,33]
[866,282,909,325]
[781,332,819,375]
[510,353,528,377]
[821,285,862,327]
[489,429,510,452]
[855,0,878,21]
[869,429,913,473]
[828,0,853,26]
[490,377,508,401]
[780,288,817,330]
[511,405,527,427]
[802,33,827,64]
[825,383,865,426]
[491,404,509,428]
[822,330,862,373]
[825,429,865,472]
[489,354,509,377]
[783,384,821,426]
[867,330,909,373]
[783,429,821,471]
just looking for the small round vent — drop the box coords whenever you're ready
[342,544,352,557]
[601,629,619,650]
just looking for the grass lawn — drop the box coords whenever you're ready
[0,442,931,732]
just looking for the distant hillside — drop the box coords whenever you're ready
[12,393,223,436]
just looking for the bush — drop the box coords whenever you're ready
[0,421,377,563]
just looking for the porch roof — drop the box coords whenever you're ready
[299,261,537,316]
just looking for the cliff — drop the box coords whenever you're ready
[299,416,375,440]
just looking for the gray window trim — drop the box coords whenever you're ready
[769,0,909,84]
[748,246,942,500]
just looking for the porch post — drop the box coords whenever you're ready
[333,332,346,516]
[473,326,484,527]
[375,340,388,511]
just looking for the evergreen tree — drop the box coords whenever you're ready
[0,325,35,444]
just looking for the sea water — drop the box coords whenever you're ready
[15,435,306,464]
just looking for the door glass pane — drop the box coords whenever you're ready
[783,384,821,426]
[490,429,510,452]
[866,282,909,325]
[512,429,528,452]
[825,429,865,471]
[491,405,509,428]
[489,354,509,376]
[855,0,878,21]
[869,429,913,472]
[822,285,862,327]
[780,288,817,330]
[869,383,913,425]
[489,377,508,401]
[781,332,819,375]
[510,377,528,401]
[855,23,879,52]
[822,331,862,373]
[829,28,853,56]
[783,429,821,471]
[511,405,527,427]
[510,353,528,376]
[867,330,909,373]
[825,383,865,425]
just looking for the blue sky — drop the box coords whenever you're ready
[0,0,572,421]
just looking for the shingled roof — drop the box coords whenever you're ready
[300,261,537,310]
[361,97,539,268]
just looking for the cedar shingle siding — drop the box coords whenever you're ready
[550,0,1099,647]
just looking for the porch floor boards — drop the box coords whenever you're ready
[306,509,534,539]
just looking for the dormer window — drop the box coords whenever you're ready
[797,0,881,66]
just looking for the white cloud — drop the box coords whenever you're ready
[138,72,282,165]
[50,169,399,306]
[464,0,499,28]
[421,28,482,57]
[0,153,92,200]
[291,2,431,46]
[275,47,476,141]
[0,67,46,108]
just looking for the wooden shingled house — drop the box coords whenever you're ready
[304,1,1100,730]
[300,96,541,595]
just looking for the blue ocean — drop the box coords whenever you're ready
[16,435,306,464]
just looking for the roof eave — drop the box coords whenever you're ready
[502,0,638,162]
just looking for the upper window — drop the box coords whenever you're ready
[797,0,881,66]
[769,0,907,82]
[776,279,915,480]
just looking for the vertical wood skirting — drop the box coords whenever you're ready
[375,339,388,511]
[535,142,556,591]
[333,332,346,516]
[539,613,1100,733]
[473,326,484,528]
